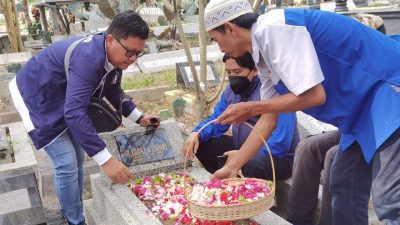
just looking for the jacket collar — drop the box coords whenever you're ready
[240,75,260,98]
[103,33,115,72]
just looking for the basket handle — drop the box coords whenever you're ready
[183,119,276,194]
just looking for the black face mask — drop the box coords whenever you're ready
[229,74,251,94]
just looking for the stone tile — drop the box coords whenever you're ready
[0,188,31,214]
[0,127,6,151]
[28,186,42,207]
[0,122,37,174]
[0,205,46,225]
[0,168,36,194]
[87,173,162,225]
[43,208,67,225]
[252,211,292,225]
[83,199,101,225]
[0,52,32,66]
[124,86,171,103]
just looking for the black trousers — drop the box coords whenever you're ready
[195,135,295,180]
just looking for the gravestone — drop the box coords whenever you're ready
[99,120,185,181]
[176,61,220,88]
[84,120,291,225]
[172,98,186,117]
[158,109,172,121]
[136,44,224,74]
[23,40,44,49]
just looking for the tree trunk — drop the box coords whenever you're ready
[56,7,68,34]
[39,6,49,32]
[163,0,208,119]
[0,0,24,52]
[146,0,152,7]
[253,0,263,12]
[61,8,70,34]
[49,7,62,35]
[198,0,207,91]
[162,0,201,97]
[22,0,32,26]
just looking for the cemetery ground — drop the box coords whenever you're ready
[0,60,384,225]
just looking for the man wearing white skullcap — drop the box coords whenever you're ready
[204,1,400,225]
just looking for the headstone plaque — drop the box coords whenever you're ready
[115,128,174,166]
[99,120,185,181]
[176,61,220,88]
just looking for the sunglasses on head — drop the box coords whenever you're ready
[113,35,145,58]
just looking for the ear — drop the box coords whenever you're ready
[224,22,237,37]
[105,34,114,48]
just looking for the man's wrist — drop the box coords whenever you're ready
[135,114,144,124]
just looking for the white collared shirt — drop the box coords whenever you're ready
[251,9,325,100]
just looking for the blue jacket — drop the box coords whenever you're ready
[192,76,298,159]
[11,33,138,157]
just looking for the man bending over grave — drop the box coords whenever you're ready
[9,11,159,225]
[182,53,299,180]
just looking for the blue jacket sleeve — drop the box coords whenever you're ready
[192,91,231,142]
[262,112,297,159]
[64,56,106,157]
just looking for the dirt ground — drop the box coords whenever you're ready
[134,84,228,135]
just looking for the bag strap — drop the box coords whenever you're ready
[64,36,90,79]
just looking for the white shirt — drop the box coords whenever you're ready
[251,9,325,100]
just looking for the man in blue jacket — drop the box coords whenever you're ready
[204,0,400,224]
[9,11,159,225]
[183,53,299,180]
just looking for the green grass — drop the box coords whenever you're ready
[121,60,225,90]
[121,69,177,90]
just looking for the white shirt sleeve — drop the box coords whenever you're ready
[258,24,325,96]
[258,66,281,101]
[91,147,112,166]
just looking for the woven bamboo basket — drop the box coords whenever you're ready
[184,119,276,221]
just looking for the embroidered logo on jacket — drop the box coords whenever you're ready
[111,74,118,84]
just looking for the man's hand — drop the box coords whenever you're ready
[182,132,200,161]
[215,102,252,125]
[212,164,240,180]
[101,158,134,184]
[223,150,239,165]
[139,114,160,127]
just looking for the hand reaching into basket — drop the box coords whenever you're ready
[215,102,253,125]
[212,163,240,180]
[182,132,200,161]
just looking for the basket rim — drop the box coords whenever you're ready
[187,177,275,208]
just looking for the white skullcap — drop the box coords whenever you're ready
[204,0,253,31]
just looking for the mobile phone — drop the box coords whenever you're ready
[150,117,159,124]
[216,155,228,167]
[145,118,159,135]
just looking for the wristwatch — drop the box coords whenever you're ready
[135,114,144,124]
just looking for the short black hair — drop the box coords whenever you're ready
[106,10,149,40]
[213,13,259,33]
[223,52,255,71]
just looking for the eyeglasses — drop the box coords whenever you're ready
[113,36,145,58]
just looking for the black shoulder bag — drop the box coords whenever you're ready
[64,37,127,133]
